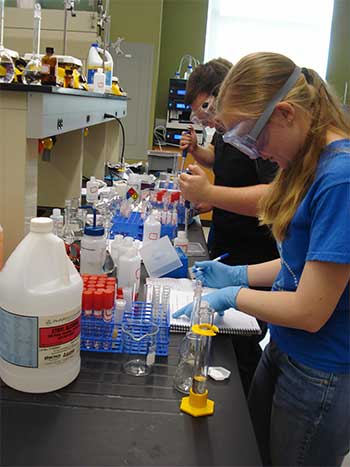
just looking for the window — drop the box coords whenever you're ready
[205,0,334,78]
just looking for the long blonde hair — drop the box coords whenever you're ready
[217,52,350,241]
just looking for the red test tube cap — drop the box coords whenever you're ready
[82,290,93,311]
[171,191,180,203]
[103,289,115,309]
[93,290,104,311]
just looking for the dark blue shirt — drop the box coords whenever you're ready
[270,139,350,373]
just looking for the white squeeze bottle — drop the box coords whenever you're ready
[142,210,161,245]
[110,234,124,269]
[93,68,106,94]
[86,176,99,204]
[118,247,141,293]
[50,208,64,237]
[173,230,189,253]
[0,218,83,393]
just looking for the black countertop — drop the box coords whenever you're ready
[0,219,261,466]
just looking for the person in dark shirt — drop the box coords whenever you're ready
[179,58,279,395]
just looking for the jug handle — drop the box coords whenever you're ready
[57,240,70,286]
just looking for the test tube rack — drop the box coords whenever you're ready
[110,211,144,240]
[109,210,177,241]
[80,301,170,356]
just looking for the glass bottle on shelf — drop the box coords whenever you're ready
[62,198,84,271]
[23,3,42,85]
[41,46,57,85]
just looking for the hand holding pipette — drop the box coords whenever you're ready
[191,259,249,289]
[180,130,190,173]
[179,127,197,173]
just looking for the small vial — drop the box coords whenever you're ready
[82,290,93,317]
[115,299,126,322]
[103,289,115,323]
[93,290,103,319]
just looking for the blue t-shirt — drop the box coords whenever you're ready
[269,139,350,373]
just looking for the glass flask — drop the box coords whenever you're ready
[0,47,15,84]
[23,3,42,85]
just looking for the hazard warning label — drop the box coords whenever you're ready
[38,308,81,368]
[40,316,80,347]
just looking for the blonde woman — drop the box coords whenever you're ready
[173,52,350,466]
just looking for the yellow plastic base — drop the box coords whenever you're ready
[180,388,215,417]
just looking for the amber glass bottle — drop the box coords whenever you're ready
[41,47,57,85]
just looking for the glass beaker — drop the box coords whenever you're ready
[122,319,159,376]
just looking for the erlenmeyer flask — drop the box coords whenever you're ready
[23,3,42,85]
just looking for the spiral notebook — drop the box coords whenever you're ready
[146,278,261,335]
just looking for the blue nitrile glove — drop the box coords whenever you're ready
[192,261,248,288]
[172,286,244,319]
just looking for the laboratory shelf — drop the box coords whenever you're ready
[0,83,128,138]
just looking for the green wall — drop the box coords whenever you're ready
[109,0,164,145]
[326,0,350,105]
[155,0,208,121]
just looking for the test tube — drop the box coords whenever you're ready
[152,285,160,324]
[190,279,202,328]
[161,285,170,323]
[93,290,103,319]
[103,289,114,323]
[82,290,93,317]
[145,283,153,304]
[115,299,126,322]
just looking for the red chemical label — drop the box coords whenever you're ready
[39,315,80,347]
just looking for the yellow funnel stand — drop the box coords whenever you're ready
[180,387,214,417]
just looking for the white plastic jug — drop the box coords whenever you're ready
[87,43,113,91]
[0,218,83,393]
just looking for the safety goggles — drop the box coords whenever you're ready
[222,66,302,159]
[190,95,216,127]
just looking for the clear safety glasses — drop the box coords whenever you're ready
[190,95,216,127]
[190,95,226,133]
[222,66,302,159]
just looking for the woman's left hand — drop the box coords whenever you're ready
[179,164,212,204]
[172,286,245,319]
